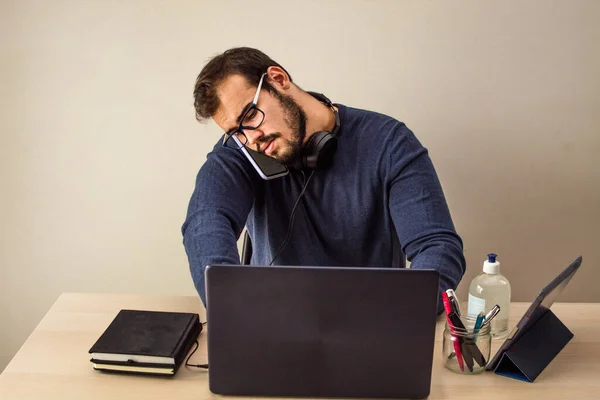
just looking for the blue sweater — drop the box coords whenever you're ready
[182,104,466,313]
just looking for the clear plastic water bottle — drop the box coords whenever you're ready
[467,253,511,339]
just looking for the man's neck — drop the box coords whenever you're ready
[300,92,337,141]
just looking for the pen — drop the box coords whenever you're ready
[442,292,464,372]
[460,340,475,372]
[445,289,461,316]
[481,305,501,327]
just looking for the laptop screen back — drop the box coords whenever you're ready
[205,264,440,399]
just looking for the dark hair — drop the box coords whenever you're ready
[193,47,293,123]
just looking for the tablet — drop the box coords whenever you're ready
[486,255,582,371]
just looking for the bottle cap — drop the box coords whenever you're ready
[483,253,500,274]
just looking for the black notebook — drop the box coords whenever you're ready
[88,309,202,375]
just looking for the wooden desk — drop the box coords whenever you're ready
[1,293,599,399]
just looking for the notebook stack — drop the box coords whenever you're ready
[88,309,202,375]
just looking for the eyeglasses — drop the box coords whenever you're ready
[222,73,266,149]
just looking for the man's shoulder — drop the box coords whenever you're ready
[195,134,260,182]
[206,134,247,163]
[337,103,413,145]
[338,103,401,125]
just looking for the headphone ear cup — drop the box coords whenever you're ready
[302,131,337,169]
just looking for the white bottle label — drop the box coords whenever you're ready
[468,294,486,316]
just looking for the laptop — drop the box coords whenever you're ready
[205,264,440,399]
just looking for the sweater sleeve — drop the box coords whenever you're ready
[181,142,258,307]
[384,121,466,315]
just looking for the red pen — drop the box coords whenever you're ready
[442,292,464,372]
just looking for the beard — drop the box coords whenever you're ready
[258,90,307,166]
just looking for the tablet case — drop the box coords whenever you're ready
[493,309,573,382]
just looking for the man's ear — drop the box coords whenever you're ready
[266,66,291,91]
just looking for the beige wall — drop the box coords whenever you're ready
[1,0,599,372]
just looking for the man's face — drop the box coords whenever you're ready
[213,74,307,165]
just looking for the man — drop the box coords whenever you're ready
[182,47,465,313]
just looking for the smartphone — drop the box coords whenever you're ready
[232,135,289,180]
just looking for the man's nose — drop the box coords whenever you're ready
[244,129,265,148]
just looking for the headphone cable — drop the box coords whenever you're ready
[269,169,315,265]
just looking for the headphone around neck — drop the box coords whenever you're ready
[291,91,341,170]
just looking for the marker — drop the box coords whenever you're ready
[442,292,464,372]
[446,289,461,316]
[474,311,485,331]
[473,311,485,340]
